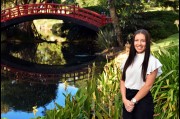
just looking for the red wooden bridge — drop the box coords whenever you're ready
[1,3,112,31]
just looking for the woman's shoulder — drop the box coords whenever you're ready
[147,54,163,77]
[149,54,159,61]
[149,54,162,64]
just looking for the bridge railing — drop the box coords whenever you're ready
[1,3,112,27]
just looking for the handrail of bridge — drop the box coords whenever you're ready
[1,3,112,27]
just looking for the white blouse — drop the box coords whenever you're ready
[120,52,163,90]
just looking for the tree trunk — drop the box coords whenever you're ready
[108,0,124,50]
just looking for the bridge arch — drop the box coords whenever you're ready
[1,3,112,31]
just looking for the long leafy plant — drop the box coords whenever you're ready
[151,46,179,119]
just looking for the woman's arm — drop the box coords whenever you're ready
[120,79,134,112]
[120,79,126,102]
[132,69,158,103]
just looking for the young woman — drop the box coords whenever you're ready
[120,29,163,119]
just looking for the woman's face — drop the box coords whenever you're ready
[134,33,146,53]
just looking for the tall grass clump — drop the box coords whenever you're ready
[95,60,123,118]
[151,46,179,119]
[32,61,123,119]
[96,28,118,50]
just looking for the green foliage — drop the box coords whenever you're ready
[151,33,179,51]
[31,64,96,119]
[95,61,123,118]
[96,28,119,50]
[76,0,101,7]
[33,60,123,119]
[123,11,179,42]
[114,0,145,28]
[51,23,65,36]
[151,46,179,119]
[156,0,179,11]
[84,6,109,15]
[34,43,66,65]
[142,11,179,41]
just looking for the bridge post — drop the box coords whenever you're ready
[72,5,77,17]
[101,13,106,26]
[22,4,28,15]
[8,9,11,19]
[17,6,21,16]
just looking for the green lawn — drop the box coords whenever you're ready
[151,33,179,51]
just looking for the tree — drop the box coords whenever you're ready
[108,0,123,49]
[107,0,144,49]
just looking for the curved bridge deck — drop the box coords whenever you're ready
[1,3,112,31]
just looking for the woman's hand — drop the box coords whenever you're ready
[123,99,135,112]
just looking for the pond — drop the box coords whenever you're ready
[1,20,105,119]
[1,79,78,119]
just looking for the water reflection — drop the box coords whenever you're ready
[5,41,96,66]
[1,76,78,119]
[1,20,98,119]
[2,20,97,66]
[1,77,58,111]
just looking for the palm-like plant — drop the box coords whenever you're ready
[96,28,118,50]
[151,46,179,119]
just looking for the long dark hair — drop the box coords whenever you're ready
[122,29,151,82]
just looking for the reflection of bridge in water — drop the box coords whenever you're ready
[1,64,92,84]
[1,55,95,84]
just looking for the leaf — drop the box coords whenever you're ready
[95,111,104,119]
[55,102,63,109]
[154,70,175,84]
[152,81,163,100]
[96,103,109,116]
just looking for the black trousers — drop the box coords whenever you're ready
[122,88,154,119]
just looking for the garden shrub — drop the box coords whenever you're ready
[84,6,109,15]
[123,11,179,42]
[151,46,179,119]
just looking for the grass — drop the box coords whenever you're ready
[151,33,179,51]
[145,6,175,12]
